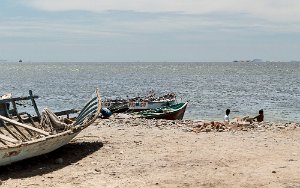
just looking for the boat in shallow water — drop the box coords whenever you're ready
[138,102,188,120]
[0,89,101,167]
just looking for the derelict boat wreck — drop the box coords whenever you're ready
[0,89,101,167]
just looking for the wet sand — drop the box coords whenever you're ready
[1,117,300,188]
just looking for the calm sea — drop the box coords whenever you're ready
[0,62,299,123]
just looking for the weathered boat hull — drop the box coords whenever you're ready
[106,102,129,113]
[104,100,177,113]
[0,88,101,167]
[102,92,176,113]
[0,131,79,166]
[140,102,188,120]
[128,100,176,111]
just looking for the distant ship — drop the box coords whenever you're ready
[233,59,264,63]
[19,59,22,63]
[251,59,264,63]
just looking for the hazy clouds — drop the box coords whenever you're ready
[1,0,299,62]
[23,0,300,23]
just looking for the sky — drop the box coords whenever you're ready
[0,0,300,62]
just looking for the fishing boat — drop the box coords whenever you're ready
[0,89,101,167]
[128,99,176,111]
[138,102,188,120]
[103,92,177,113]
[102,98,128,113]
[128,92,176,111]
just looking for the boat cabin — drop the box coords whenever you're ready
[0,91,77,126]
[0,91,40,125]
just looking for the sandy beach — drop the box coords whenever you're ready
[0,117,300,188]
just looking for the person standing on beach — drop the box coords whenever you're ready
[224,109,230,122]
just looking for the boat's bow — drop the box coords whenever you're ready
[73,88,101,130]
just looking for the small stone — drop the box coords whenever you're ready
[95,168,101,173]
[272,171,276,173]
[111,172,117,176]
[196,122,204,127]
[242,122,251,126]
[55,158,63,164]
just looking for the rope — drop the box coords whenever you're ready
[40,108,70,132]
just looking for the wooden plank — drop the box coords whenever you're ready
[12,125,29,140]
[0,115,49,136]
[0,95,39,103]
[11,100,18,116]
[29,90,41,119]
[0,139,7,145]
[0,133,19,143]
[0,129,5,135]
[0,129,8,145]
[2,122,22,141]
[16,114,34,137]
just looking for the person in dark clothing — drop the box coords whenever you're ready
[253,109,264,122]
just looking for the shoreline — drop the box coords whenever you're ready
[1,116,300,187]
[105,114,300,132]
[183,116,300,125]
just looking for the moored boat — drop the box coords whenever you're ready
[128,92,176,111]
[138,102,188,120]
[102,98,129,113]
[128,99,176,111]
[102,92,177,113]
[0,89,101,167]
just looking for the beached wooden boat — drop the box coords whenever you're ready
[128,99,176,111]
[102,100,129,113]
[102,92,177,113]
[138,102,188,120]
[0,89,101,167]
[128,92,176,111]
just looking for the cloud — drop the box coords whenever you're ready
[1,11,300,44]
[0,18,123,41]
[22,0,300,23]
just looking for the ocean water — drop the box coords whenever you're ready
[0,62,299,123]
